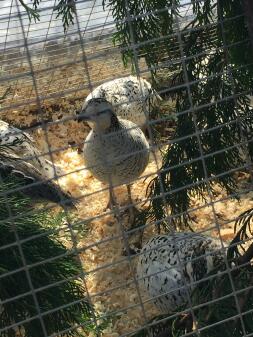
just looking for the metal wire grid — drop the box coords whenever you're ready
[0,0,252,336]
[0,1,196,107]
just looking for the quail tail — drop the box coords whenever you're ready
[0,150,76,209]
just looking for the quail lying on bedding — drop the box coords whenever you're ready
[0,120,64,178]
[76,97,150,221]
[136,232,225,313]
[0,120,74,208]
[84,76,162,131]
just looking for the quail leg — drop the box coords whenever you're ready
[104,186,118,211]
[120,184,144,256]
[125,184,144,248]
[126,184,140,224]
[104,185,133,221]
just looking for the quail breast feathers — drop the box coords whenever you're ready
[79,97,150,187]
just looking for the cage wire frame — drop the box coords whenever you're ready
[0,0,253,336]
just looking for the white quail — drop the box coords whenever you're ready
[84,76,162,130]
[136,232,226,313]
[0,120,64,178]
[0,121,74,208]
[76,97,150,219]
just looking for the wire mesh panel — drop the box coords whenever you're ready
[0,1,253,337]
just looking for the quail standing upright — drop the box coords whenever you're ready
[76,97,150,220]
[84,76,162,131]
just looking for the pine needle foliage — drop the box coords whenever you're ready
[102,0,180,71]
[103,0,253,230]
[228,206,253,261]
[182,213,253,337]
[18,0,76,32]
[18,0,41,22]
[0,176,98,337]
[189,269,253,337]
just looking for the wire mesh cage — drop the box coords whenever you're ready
[0,0,253,337]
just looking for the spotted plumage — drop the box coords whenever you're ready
[84,76,162,128]
[0,120,64,178]
[0,121,74,207]
[76,98,149,212]
[136,233,226,313]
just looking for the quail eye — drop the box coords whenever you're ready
[100,109,110,114]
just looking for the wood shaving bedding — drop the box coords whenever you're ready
[1,55,253,335]
[1,106,252,335]
[57,147,253,336]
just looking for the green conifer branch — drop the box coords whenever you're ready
[0,176,102,337]
[18,0,76,32]
[104,0,253,230]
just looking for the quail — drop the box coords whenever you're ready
[76,97,150,221]
[0,120,75,208]
[0,120,64,178]
[136,232,225,313]
[84,76,162,131]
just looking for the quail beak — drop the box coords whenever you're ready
[75,109,90,123]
